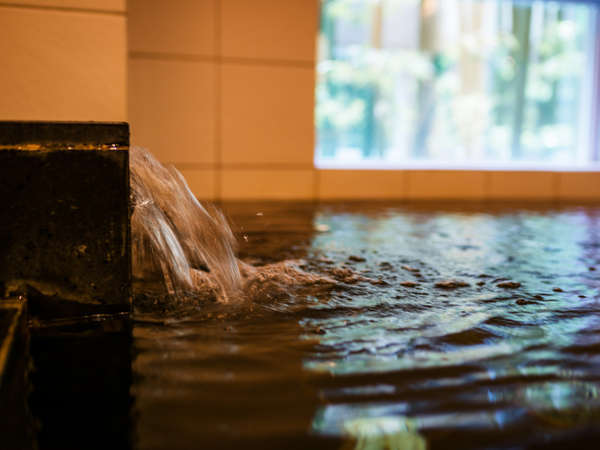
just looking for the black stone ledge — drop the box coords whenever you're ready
[0,121,131,322]
[0,121,129,150]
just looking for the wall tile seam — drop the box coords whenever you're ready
[170,163,316,170]
[405,171,484,200]
[556,173,600,199]
[400,171,598,201]
[553,172,560,202]
[0,2,126,15]
[172,168,598,195]
[486,172,558,201]
[483,171,491,199]
[201,173,598,201]
[128,51,315,68]
[214,0,222,202]
[166,165,600,175]
[405,170,412,200]
[312,168,319,201]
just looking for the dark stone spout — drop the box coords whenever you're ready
[0,121,132,322]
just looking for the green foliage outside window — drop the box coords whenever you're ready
[316,0,597,165]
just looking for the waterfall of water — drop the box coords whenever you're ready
[130,146,346,306]
[130,146,241,302]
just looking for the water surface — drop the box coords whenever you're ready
[132,202,600,449]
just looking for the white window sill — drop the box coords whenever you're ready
[316,160,600,173]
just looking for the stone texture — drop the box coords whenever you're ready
[0,121,129,149]
[0,122,131,320]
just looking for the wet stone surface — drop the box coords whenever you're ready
[0,122,131,320]
[127,202,600,450]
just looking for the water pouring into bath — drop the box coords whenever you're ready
[130,146,339,305]
[130,146,241,301]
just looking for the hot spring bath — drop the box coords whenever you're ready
[1,126,599,449]
[22,200,600,449]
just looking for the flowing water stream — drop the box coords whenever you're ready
[130,147,340,307]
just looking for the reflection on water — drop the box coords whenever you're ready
[341,416,426,450]
[133,203,600,449]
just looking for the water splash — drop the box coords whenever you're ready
[130,147,341,305]
[130,147,241,302]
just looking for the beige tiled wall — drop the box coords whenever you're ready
[0,1,126,121]
[220,63,315,166]
[5,0,125,12]
[128,0,215,56]
[129,58,217,164]
[318,170,406,200]
[318,170,600,201]
[488,171,556,201]
[558,172,600,200]
[220,0,317,62]
[128,0,317,201]
[407,171,487,200]
[128,0,599,202]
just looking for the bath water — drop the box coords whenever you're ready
[25,149,600,449]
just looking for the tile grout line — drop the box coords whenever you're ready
[553,172,561,202]
[170,163,315,170]
[129,51,315,69]
[483,171,492,201]
[214,0,222,202]
[403,170,411,200]
[0,2,125,16]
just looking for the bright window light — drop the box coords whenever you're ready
[315,0,600,169]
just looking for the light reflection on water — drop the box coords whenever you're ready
[303,206,600,446]
[133,204,600,449]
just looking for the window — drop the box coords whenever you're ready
[315,0,600,169]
